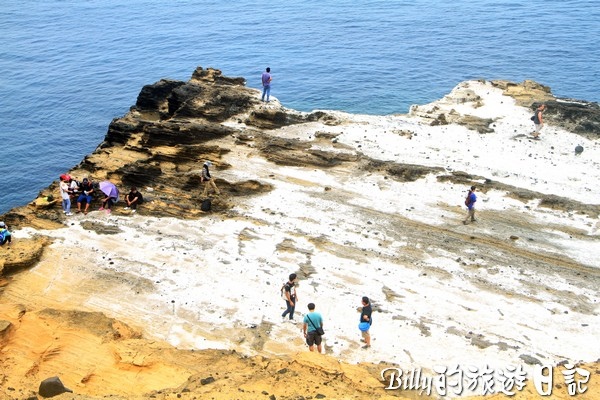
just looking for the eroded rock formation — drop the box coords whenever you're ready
[1,68,599,400]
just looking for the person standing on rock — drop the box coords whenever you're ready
[281,273,298,321]
[463,186,477,225]
[201,161,220,197]
[532,104,546,139]
[303,303,324,353]
[261,67,272,102]
[358,296,372,349]
[59,175,73,216]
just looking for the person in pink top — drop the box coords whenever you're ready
[261,67,272,102]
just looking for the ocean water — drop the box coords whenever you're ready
[1,0,599,215]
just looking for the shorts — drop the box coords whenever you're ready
[306,331,322,346]
[361,329,370,339]
[77,194,93,204]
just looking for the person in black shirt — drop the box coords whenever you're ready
[359,296,372,349]
[124,187,143,213]
[76,178,94,214]
[281,273,299,321]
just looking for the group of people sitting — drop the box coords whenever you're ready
[59,174,143,215]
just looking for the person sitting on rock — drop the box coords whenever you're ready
[76,178,94,214]
[201,161,220,197]
[99,193,117,213]
[0,221,12,248]
[124,187,143,213]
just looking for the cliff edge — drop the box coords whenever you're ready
[1,67,599,399]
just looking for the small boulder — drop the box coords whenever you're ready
[575,145,584,154]
[38,376,72,398]
[200,376,215,385]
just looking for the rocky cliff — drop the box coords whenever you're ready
[1,67,599,400]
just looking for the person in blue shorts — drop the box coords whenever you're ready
[359,296,373,349]
[76,178,94,214]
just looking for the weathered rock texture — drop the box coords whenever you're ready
[1,69,599,400]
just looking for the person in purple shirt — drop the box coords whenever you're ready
[463,185,477,225]
[261,67,272,102]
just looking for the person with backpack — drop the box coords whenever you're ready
[302,303,324,353]
[531,104,546,139]
[0,222,12,248]
[281,273,299,321]
[201,161,220,197]
[463,185,477,225]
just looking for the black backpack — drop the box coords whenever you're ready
[201,199,212,212]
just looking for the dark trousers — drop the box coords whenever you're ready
[102,197,116,209]
[282,298,296,320]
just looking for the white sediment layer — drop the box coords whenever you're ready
[8,81,600,386]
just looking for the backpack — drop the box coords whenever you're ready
[465,191,472,207]
[280,282,291,300]
[201,198,211,212]
[531,110,539,123]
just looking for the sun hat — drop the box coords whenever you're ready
[204,161,212,166]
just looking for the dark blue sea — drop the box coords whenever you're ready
[1,0,599,215]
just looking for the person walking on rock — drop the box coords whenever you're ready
[281,273,298,321]
[359,296,373,349]
[532,104,546,139]
[463,186,477,225]
[201,161,220,197]
[303,303,324,353]
[261,67,272,102]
